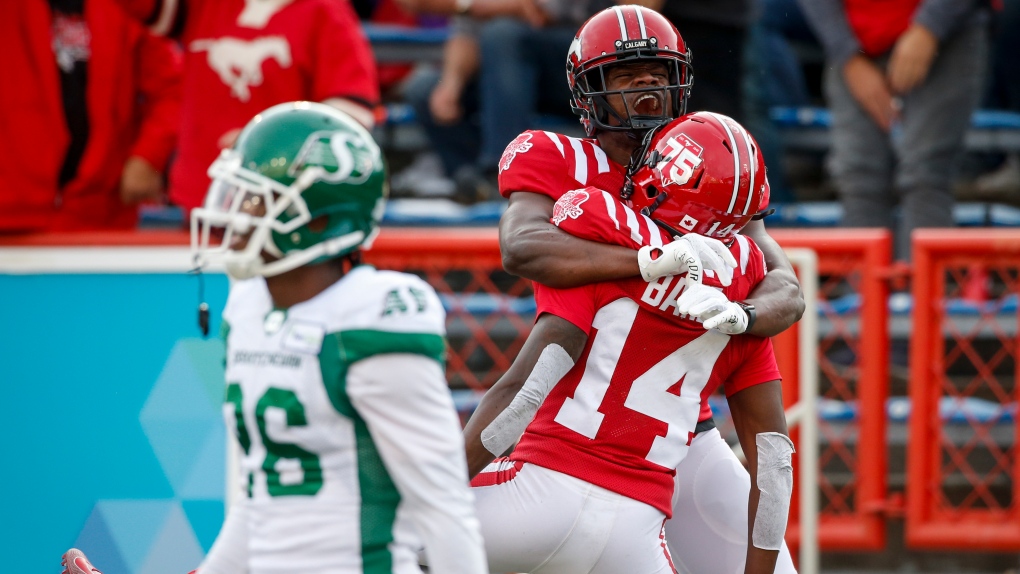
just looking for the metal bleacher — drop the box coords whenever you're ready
[364,23,448,62]
[772,106,1020,153]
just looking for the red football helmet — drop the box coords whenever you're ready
[567,5,693,137]
[628,112,770,241]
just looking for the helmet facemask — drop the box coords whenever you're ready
[575,56,690,135]
[191,102,387,281]
[191,150,372,280]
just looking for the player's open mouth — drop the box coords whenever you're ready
[632,93,663,115]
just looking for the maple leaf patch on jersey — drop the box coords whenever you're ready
[500,132,534,173]
[552,189,590,225]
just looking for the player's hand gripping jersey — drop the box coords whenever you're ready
[215,266,482,574]
[498,130,629,200]
[510,188,780,516]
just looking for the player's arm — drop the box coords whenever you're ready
[501,191,732,288]
[125,29,182,198]
[113,0,190,37]
[463,313,587,477]
[500,191,644,288]
[728,380,794,574]
[195,494,250,574]
[347,354,487,574]
[741,219,805,337]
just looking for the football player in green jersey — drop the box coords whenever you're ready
[64,101,487,574]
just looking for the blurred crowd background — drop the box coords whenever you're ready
[3,0,1018,262]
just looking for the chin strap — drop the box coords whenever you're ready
[189,254,210,338]
[622,125,665,200]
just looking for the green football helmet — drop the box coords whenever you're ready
[191,101,387,279]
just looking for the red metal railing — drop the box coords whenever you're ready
[770,230,892,551]
[907,230,1020,550]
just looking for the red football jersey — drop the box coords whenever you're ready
[498,130,628,201]
[164,0,379,210]
[512,188,780,517]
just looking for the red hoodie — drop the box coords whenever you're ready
[114,0,380,212]
[845,0,923,56]
[0,0,182,231]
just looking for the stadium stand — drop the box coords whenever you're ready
[364,23,448,62]
[771,106,1020,153]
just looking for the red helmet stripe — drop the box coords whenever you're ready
[613,6,629,40]
[635,6,649,39]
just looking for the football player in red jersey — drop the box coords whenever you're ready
[466,113,796,574]
[498,4,803,337]
[487,5,801,572]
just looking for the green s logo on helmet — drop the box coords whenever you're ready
[191,101,387,280]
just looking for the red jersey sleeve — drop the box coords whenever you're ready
[722,336,781,397]
[551,187,671,250]
[498,130,570,200]
[534,282,597,334]
[310,0,379,106]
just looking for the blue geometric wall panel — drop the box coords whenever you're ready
[73,501,202,574]
[181,500,226,553]
[1,271,230,574]
[141,339,227,499]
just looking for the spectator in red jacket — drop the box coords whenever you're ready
[114,0,381,213]
[0,0,182,232]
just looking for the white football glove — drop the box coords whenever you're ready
[637,234,737,286]
[675,282,750,335]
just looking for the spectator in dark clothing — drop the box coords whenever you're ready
[396,0,610,203]
[743,0,820,204]
[658,0,752,122]
[971,0,1020,197]
[798,0,989,260]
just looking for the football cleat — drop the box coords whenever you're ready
[61,548,103,574]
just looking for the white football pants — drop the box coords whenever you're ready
[472,460,676,574]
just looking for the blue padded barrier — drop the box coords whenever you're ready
[363,24,450,45]
[384,102,418,125]
[769,106,833,128]
[364,24,449,63]
[770,106,1020,131]
[703,395,1016,425]
[821,292,1018,317]
[438,293,537,315]
[768,202,1020,228]
[382,198,506,226]
[771,106,1020,153]
[971,110,1020,130]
